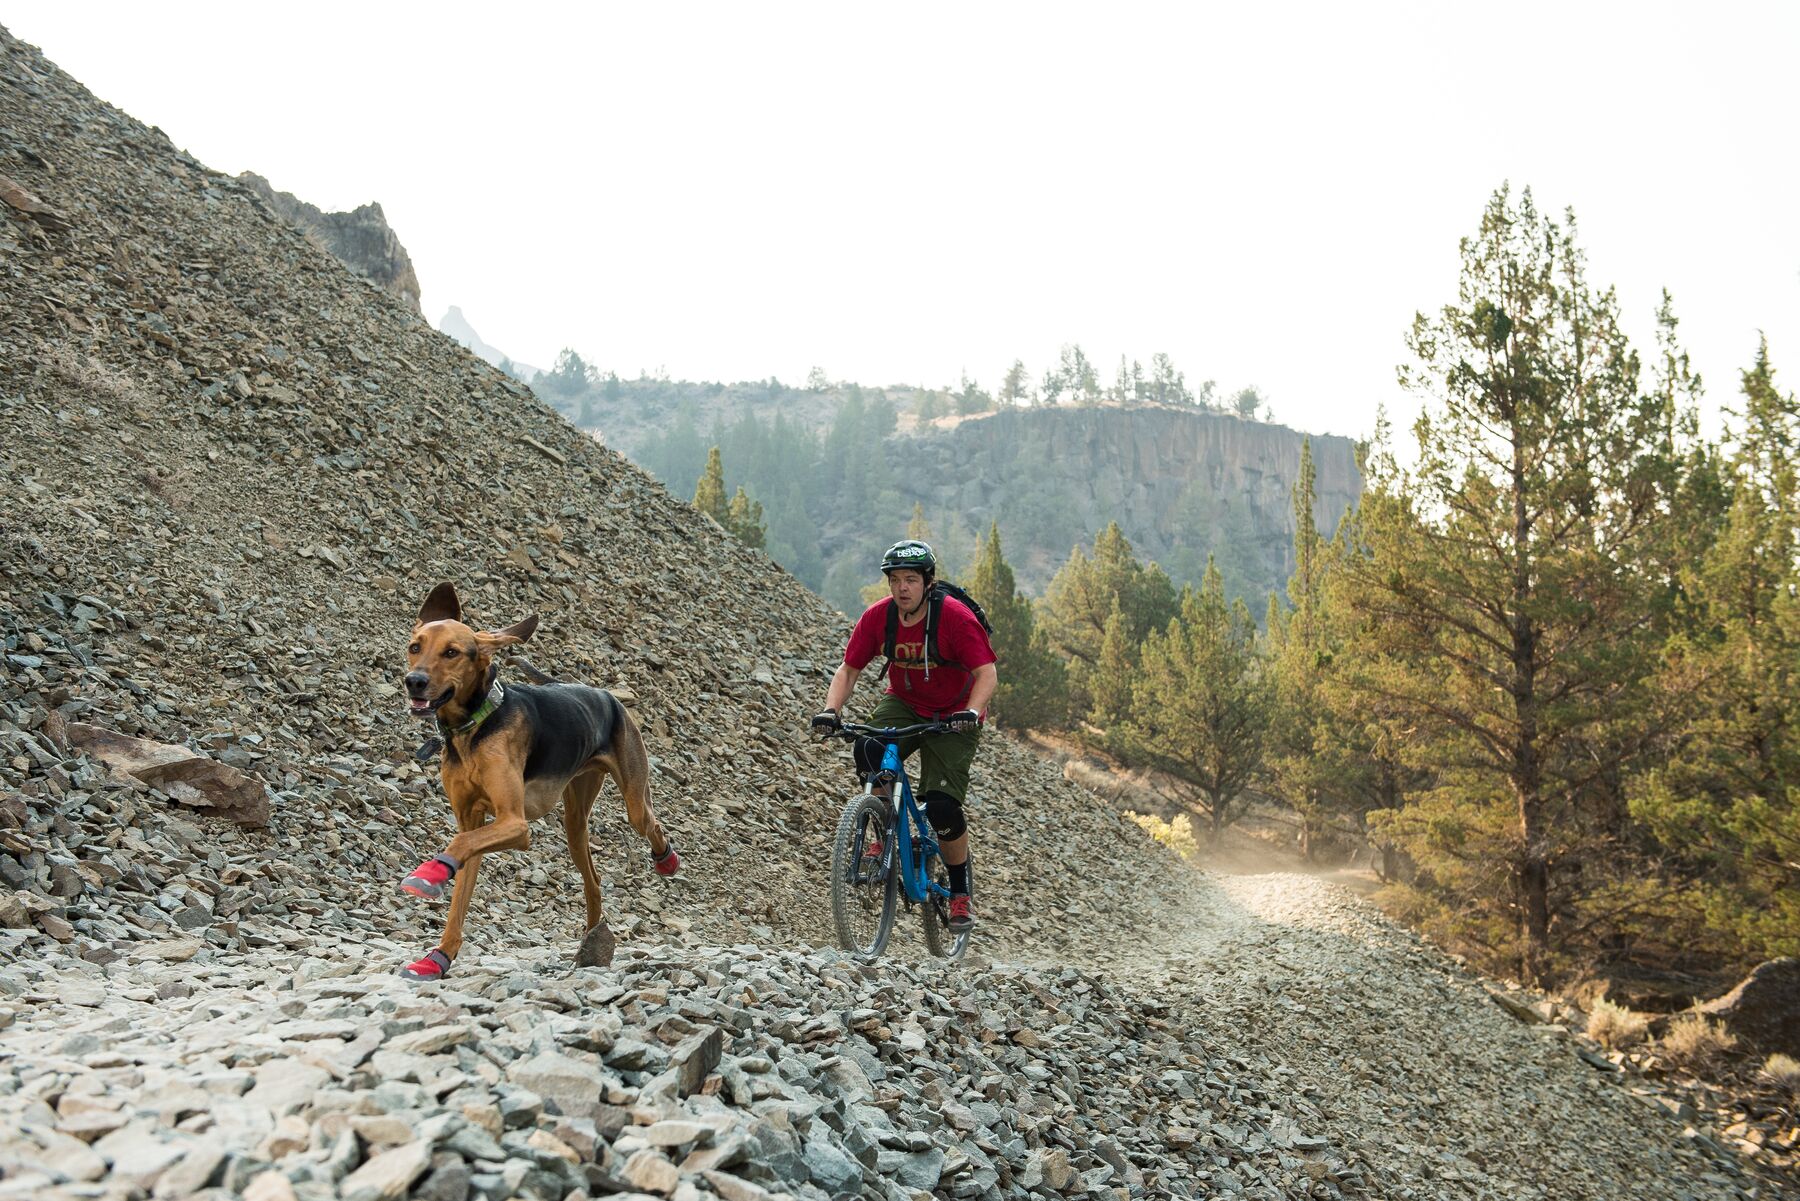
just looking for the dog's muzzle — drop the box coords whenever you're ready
[405,673,453,717]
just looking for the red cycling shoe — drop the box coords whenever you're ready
[948,894,975,934]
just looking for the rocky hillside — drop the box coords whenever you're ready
[0,24,1779,1201]
[238,172,422,315]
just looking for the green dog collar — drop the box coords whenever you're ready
[442,682,506,738]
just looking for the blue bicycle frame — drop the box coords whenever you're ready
[876,739,953,907]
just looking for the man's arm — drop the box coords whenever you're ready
[965,662,997,715]
[823,661,861,713]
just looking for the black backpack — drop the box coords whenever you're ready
[880,581,996,680]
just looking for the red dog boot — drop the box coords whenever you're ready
[651,839,681,877]
[401,855,458,899]
[400,947,451,981]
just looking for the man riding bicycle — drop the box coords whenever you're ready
[811,539,996,933]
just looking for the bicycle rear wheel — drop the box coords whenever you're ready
[831,793,898,958]
[921,850,973,960]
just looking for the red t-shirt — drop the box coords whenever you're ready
[844,595,997,718]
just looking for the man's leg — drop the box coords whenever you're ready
[919,726,979,930]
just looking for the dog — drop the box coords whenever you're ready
[396,582,679,979]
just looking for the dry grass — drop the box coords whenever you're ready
[1586,997,1650,1049]
[1659,1014,1739,1070]
[1761,1053,1800,1093]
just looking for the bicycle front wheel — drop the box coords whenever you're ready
[921,850,973,960]
[831,793,898,959]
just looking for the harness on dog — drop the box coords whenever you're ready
[415,680,507,762]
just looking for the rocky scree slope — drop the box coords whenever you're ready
[0,25,1773,1201]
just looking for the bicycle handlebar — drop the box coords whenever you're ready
[830,721,953,739]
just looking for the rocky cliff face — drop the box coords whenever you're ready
[238,171,422,314]
[892,407,1362,596]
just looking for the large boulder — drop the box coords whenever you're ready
[1697,958,1800,1057]
[65,724,271,828]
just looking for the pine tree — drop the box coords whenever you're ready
[907,503,933,545]
[967,523,1068,728]
[1338,186,1681,983]
[1265,439,1332,857]
[726,487,767,549]
[1633,339,1800,959]
[1122,560,1272,842]
[999,360,1031,408]
[1090,598,1135,729]
[693,446,728,522]
[1039,523,1178,717]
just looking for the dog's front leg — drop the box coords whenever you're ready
[436,854,483,962]
[399,776,528,981]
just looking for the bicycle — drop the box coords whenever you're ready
[822,721,974,961]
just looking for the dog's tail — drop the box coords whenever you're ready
[512,656,559,684]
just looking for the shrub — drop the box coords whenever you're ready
[1659,1015,1738,1070]
[1761,1053,1800,1093]
[1127,811,1200,860]
[1586,998,1649,1050]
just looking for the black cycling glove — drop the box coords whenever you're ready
[946,709,982,733]
[811,708,842,735]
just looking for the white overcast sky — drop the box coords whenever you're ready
[9,3,1798,442]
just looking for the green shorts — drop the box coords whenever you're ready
[862,694,980,803]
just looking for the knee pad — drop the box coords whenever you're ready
[923,790,966,841]
[853,737,885,778]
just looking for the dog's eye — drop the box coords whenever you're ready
[443,646,460,658]
[408,642,421,655]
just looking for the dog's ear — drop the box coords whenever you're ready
[418,582,461,625]
[475,614,538,652]
[500,615,539,643]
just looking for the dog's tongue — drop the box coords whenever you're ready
[409,698,432,714]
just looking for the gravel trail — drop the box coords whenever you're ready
[1064,868,1763,1201]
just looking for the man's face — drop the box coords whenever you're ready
[887,569,927,614]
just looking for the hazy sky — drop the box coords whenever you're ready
[9,3,1797,442]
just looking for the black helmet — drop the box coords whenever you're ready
[881,539,937,577]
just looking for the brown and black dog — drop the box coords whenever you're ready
[396,582,678,980]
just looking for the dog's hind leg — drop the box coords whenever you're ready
[606,700,679,876]
[563,770,614,967]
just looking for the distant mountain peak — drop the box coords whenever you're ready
[438,306,538,380]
